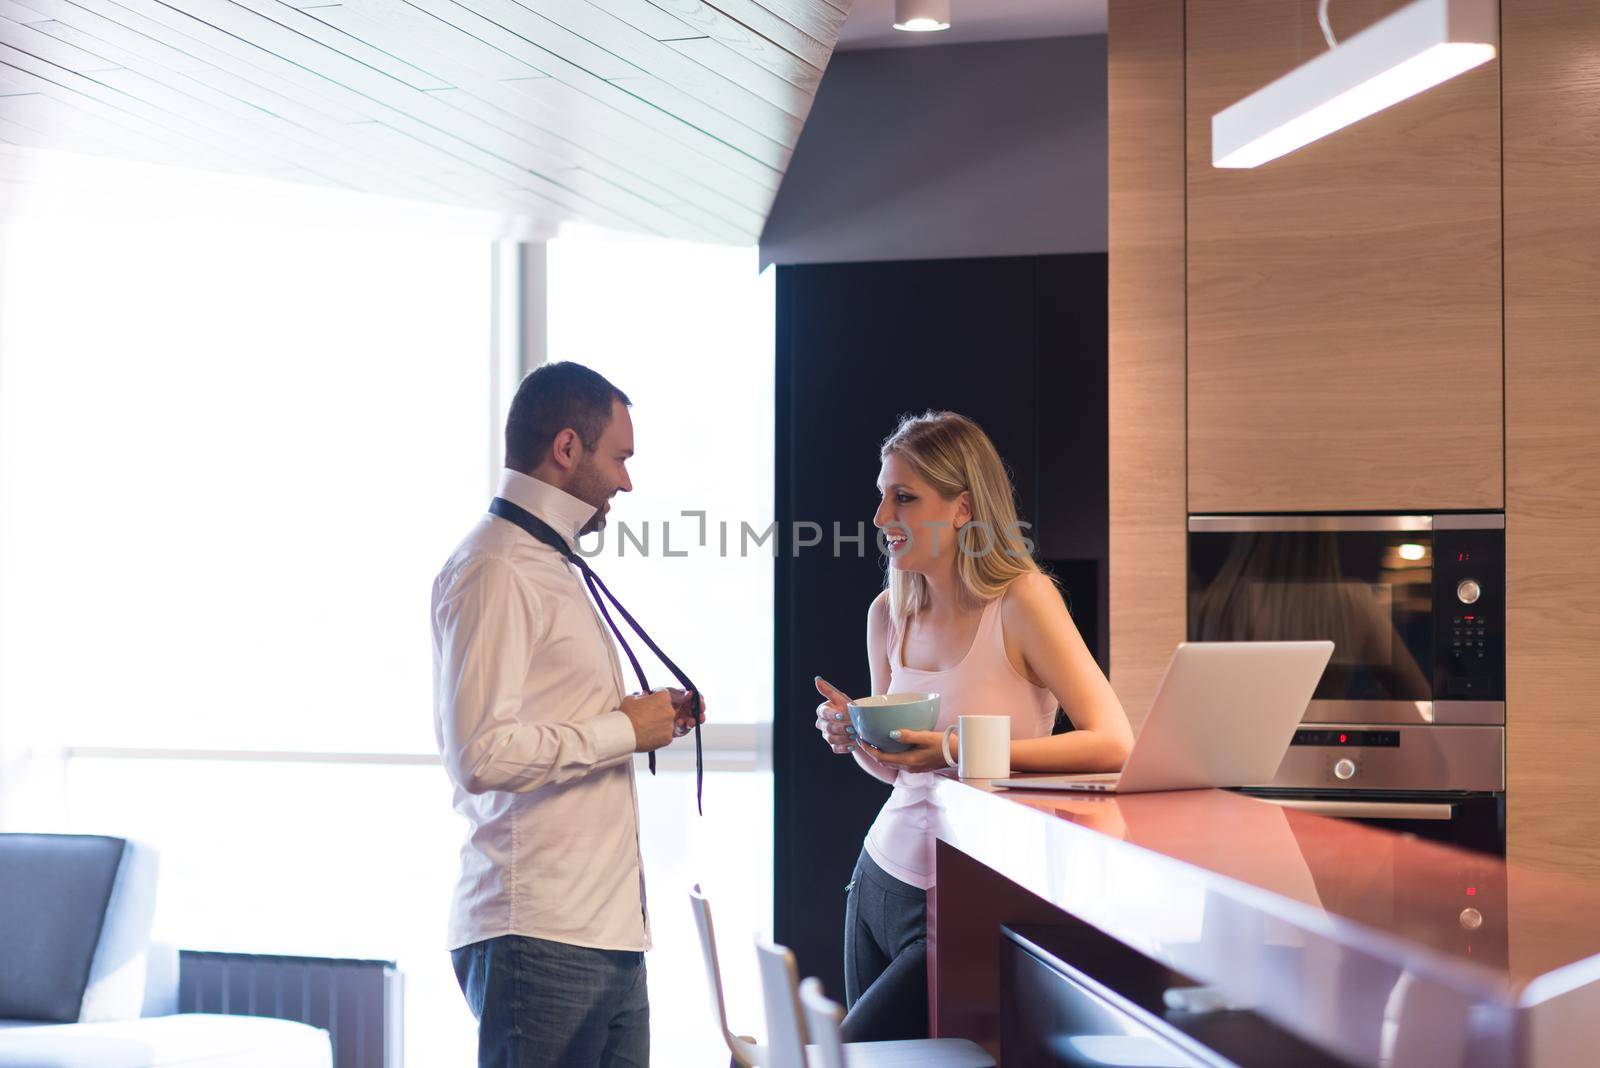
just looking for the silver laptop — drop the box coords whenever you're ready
[992,640,1334,794]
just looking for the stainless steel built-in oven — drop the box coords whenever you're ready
[1188,514,1506,855]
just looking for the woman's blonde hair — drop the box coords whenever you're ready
[880,411,1040,627]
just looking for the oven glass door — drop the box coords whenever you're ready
[1189,526,1434,704]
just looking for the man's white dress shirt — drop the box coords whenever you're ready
[432,469,649,952]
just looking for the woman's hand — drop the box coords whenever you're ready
[813,676,857,754]
[869,729,955,773]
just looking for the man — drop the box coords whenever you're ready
[432,360,702,1066]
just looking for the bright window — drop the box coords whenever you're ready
[0,152,775,1068]
[0,152,495,756]
[548,231,775,726]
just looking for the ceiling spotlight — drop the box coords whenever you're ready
[894,0,950,33]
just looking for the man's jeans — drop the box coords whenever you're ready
[452,934,649,1067]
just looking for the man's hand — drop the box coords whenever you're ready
[621,689,678,753]
[667,687,707,738]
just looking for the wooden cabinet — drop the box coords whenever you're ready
[1503,0,1600,881]
[1184,0,1504,514]
[1111,0,1600,882]
[1108,0,1187,730]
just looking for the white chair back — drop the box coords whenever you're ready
[754,939,809,1068]
[689,884,763,1068]
[798,977,847,1068]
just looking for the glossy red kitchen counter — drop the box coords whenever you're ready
[931,775,1600,1066]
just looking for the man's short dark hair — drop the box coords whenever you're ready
[504,361,631,473]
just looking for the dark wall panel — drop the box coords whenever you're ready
[774,253,1107,995]
[1037,254,1111,661]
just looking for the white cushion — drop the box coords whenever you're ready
[0,1014,331,1068]
[78,843,161,1024]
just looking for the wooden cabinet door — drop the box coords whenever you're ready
[1184,0,1503,514]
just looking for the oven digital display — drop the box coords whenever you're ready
[1290,729,1401,747]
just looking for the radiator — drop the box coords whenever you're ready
[178,950,403,1068]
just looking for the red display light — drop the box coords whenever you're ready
[1466,887,1477,897]
[1338,733,1348,743]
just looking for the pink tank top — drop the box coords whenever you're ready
[863,592,1057,890]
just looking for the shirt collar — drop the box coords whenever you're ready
[495,469,598,549]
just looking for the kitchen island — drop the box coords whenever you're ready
[928,776,1600,1066]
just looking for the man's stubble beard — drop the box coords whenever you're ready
[570,457,612,538]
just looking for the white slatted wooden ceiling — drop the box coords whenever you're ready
[0,0,848,242]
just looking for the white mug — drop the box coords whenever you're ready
[941,715,1010,779]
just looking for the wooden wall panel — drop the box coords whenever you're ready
[1504,0,1600,880]
[1108,0,1187,731]
[1184,0,1503,513]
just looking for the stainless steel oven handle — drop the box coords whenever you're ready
[1256,798,1457,821]
[1188,514,1504,532]
[1189,515,1434,532]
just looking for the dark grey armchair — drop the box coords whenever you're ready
[0,834,169,1027]
[0,833,330,1067]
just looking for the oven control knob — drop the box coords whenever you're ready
[1460,907,1484,931]
[1457,578,1482,605]
[1333,758,1357,781]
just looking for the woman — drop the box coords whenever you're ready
[813,410,1134,1042]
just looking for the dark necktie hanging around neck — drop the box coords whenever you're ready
[488,496,704,814]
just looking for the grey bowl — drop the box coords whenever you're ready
[847,693,941,753]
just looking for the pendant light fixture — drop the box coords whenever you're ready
[1212,0,1497,169]
[893,0,950,33]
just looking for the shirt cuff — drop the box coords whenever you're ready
[592,708,639,763]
